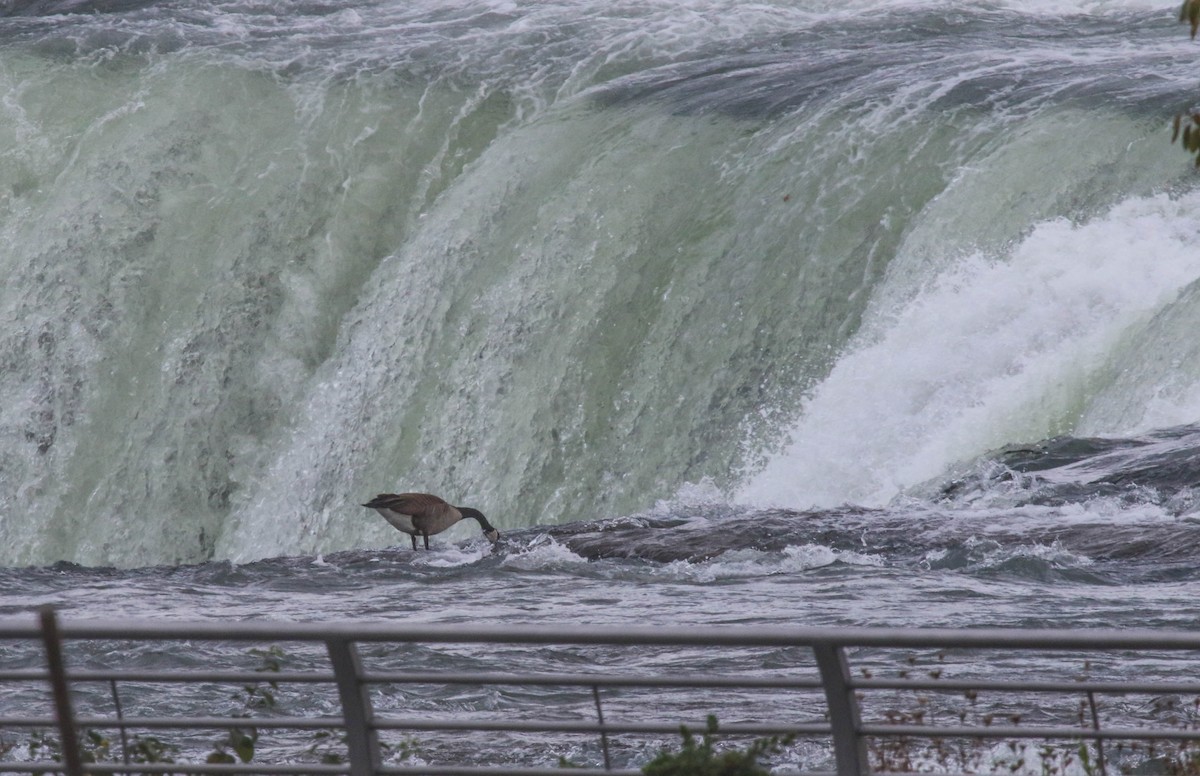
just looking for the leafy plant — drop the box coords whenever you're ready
[303,729,347,765]
[124,734,179,766]
[1177,0,1200,166]
[204,644,287,764]
[859,652,1200,775]
[641,715,793,776]
[1172,113,1200,168]
[27,729,116,775]
[204,727,257,766]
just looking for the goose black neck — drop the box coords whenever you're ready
[458,507,495,533]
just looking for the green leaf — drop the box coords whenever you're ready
[641,715,779,776]
[232,730,256,763]
[1184,0,1200,38]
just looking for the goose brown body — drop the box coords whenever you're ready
[362,492,500,550]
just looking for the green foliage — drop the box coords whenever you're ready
[1183,0,1200,40]
[27,729,64,775]
[28,729,115,772]
[24,730,178,776]
[249,645,286,676]
[303,729,346,765]
[391,737,421,763]
[203,644,288,765]
[641,715,792,776]
[1076,740,1099,776]
[240,644,285,711]
[125,734,178,764]
[1177,1,1200,167]
[862,655,1200,775]
[301,728,418,765]
[229,727,258,763]
[1172,113,1200,168]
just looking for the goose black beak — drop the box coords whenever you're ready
[484,529,500,543]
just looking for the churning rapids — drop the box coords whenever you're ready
[3,0,1200,769]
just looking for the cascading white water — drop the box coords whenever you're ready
[740,190,1200,509]
[0,0,1195,567]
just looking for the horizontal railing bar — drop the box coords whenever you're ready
[0,715,346,730]
[861,723,1200,741]
[0,764,830,776]
[4,617,1200,651]
[0,668,821,690]
[0,762,738,776]
[360,671,823,689]
[377,769,822,776]
[370,718,831,736]
[12,616,1200,776]
[15,669,1200,696]
[0,769,648,776]
[0,669,335,683]
[855,677,1200,695]
[0,715,829,737]
[0,767,825,772]
[12,669,1200,696]
[11,670,1199,698]
[378,769,643,776]
[0,767,813,776]
[14,715,1200,743]
[0,764,349,774]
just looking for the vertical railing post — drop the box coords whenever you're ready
[1086,690,1107,776]
[39,607,84,776]
[109,680,131,776]
[814,642,869,776]
[591,685,612,770]
[327,638,380,776]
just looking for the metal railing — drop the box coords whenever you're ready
[2,609,1200,775]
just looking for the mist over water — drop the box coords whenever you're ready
[0,0,1198,568]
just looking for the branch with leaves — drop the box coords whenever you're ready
[1172,113,1200,166]
[1176,1,1200,165]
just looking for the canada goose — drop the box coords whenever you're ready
[362,492,500,550]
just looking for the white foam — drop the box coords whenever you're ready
[499,535,590,570]
[742,192,1200,510]
[408,544,492,568]
[961,536,1095,569]
[662,544,885,582]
